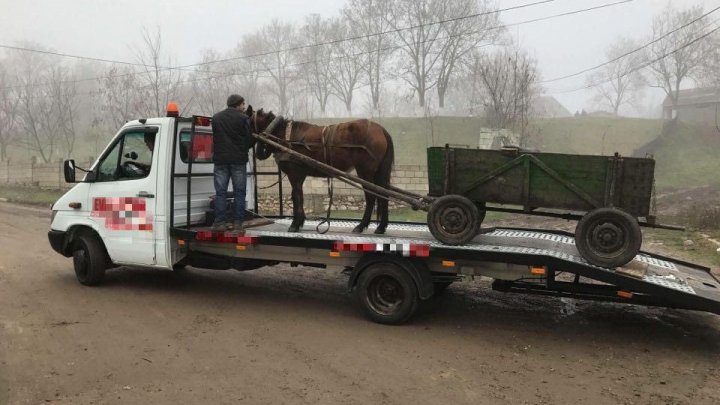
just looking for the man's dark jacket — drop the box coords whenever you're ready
[212,107,254,164]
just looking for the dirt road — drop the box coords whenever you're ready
[1,202,719,404]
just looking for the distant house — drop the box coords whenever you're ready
[662,87,720,124]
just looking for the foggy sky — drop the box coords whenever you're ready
[0,0,715,116]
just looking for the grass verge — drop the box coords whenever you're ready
[0,185,63,207]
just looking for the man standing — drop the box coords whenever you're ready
[211,94,253,232]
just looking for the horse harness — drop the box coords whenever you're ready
[280,120,379,163]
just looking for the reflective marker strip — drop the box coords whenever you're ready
[196,231,258,245]
[332,242,430,257]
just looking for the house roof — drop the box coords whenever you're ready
[663,87,720,107]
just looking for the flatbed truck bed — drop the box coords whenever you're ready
[170,218,720,323]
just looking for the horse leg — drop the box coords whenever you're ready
[288,174,306,233]
[352,189,376,234]
[374,196,389,234]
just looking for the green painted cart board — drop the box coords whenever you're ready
[427,147,655,217]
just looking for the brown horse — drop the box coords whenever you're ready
[248,106,394,234]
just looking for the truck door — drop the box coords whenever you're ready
[88,126,159,265]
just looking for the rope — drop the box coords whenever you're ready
[316,177,333,234]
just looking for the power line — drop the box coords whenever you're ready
[172,1,633,90]
[174,0,557,69]
[548,23,720,95]
[0,44,169,70]
[540,4,720,84]
[0,0,552,90]
[504,0,632,32]
[0,0,633,93]
[0,0,555,92]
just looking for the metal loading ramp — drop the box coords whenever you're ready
[172,219,720,316]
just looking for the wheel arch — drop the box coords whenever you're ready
[64,225,112,268]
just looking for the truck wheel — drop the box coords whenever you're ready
[575,208,642,268]
[72,233,108,286]
[356,262,419,325]
[428,195,481,245]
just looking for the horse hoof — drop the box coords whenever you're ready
[374,227,387,235]
[288,225,300,233]
[351,225,365,234]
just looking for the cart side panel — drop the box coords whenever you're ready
[427,147,446,196]
[449,149,610,211]
[428,147,655,216]
[617,157,655,217]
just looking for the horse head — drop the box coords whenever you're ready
[249,107,282,160]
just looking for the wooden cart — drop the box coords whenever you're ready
[425,145,666,268]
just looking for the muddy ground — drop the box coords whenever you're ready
[1,202,719,404]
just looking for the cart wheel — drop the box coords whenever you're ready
[575,207,642,268]
[428,195,481,245]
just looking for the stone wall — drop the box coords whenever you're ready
[1,159,429,214]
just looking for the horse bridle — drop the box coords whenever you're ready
[251,110,259,134]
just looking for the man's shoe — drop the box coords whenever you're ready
[233,220,245,231]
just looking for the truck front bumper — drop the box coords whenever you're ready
[48,230,68,256]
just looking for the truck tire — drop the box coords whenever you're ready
[356,262,419,325]
[428,195,481,245]
[72,233,108,286]
[575,207,642,268]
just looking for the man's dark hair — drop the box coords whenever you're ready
[227,94,245,108]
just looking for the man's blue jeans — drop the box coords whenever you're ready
[213,164,247,224]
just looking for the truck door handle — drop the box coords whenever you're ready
[137,191,155,198]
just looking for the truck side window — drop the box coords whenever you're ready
[179,131,213,163]
[96,131,155,182]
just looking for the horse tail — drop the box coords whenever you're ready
[375,127,394,188]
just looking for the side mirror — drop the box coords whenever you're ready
[63,160,76,183]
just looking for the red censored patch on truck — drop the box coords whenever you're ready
[333,242,430,257]
[91,197,153,231]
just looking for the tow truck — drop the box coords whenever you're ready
[48,104,720,324]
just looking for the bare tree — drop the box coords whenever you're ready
[9,46,68,163]
[587,37,647,116]
[435,0,500,109]
[328,19,364,115]
[343,0,396,114]
[647,4,710,116]
[387,0,496,109]
[190,49,240,116]
[698,31,720,88]
[50,65,80,157]
[386,0,446,108]
[253,20,301,114]
[133,27,184,117]
[232,38,267,107]
[95,65,142,130]
[299,14,334,116]
[0,65,19,161]
[476,47,539,146]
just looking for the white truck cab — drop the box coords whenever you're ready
[48,107,254,284]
